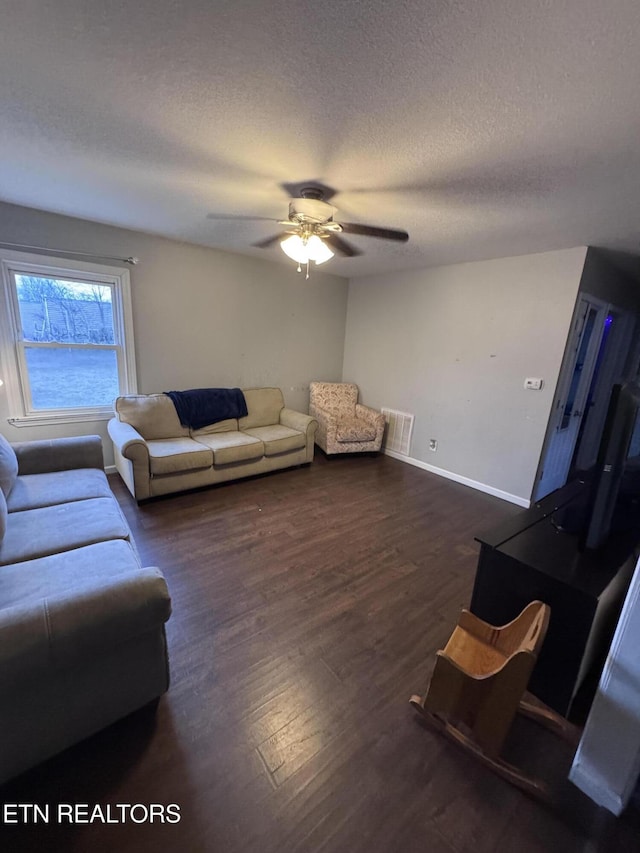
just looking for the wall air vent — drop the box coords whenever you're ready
[381,408,414,456]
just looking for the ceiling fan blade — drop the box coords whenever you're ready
[207,213,276,222]
[252,233,284,249]
[324,234,362,257]
[339,222,409,242]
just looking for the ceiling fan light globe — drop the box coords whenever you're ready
[280,234,309,264]
[306,234,334,265]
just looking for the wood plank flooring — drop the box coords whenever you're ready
[2,452,639,852]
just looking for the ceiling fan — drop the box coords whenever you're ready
[207,183,409,278]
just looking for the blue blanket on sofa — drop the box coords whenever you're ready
[164,388,248,430]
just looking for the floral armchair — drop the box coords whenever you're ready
[309,382,386,455]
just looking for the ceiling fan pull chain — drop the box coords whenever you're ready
[305,260,310,280]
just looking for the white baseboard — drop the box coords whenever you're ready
[105,464,117,475]
[383,449,530,508]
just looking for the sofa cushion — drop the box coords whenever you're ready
[336,418,377,443]
[239,388,285,429]
[190,418,238,437]
[0,539,142,610]
[6,469,113,513]
[0,497,132,566]
[115,395,189,440]
[195,431,264,465]
[0,435,18,499]
[243,425,306,457]
[146,438,213,476]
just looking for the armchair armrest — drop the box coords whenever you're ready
[355,403,385,426]
[13,435,104,475]
[309,405,338,440]
[355,405,385,445]
[0,568,171,682]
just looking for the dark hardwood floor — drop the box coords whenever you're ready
[2,453,639,852]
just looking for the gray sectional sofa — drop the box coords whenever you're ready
[108,387,317,501]
[0,433,171,784]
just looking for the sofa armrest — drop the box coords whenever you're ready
[108,418,151,500]
[0,568,171,682]
[12,435,104,475]
[280,407,317,436]
[108,418,149,462]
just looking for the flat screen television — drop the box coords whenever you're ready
[582,379,640,550]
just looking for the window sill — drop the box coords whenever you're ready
[7,411,113,428]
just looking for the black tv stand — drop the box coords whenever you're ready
[470,478,638,720]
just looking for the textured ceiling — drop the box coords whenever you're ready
[1,0,640,278]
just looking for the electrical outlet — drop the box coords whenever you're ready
[429,439,438,451]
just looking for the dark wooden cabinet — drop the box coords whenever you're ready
[470,479,636,719]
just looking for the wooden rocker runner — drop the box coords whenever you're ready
[410,601,578,800]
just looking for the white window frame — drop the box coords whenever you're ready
[0,250,137,426]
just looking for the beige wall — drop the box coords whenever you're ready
[0,202,348,465]
[342,248,587,502]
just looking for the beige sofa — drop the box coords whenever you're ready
[108,387,317,501]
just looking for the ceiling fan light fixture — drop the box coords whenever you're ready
[280,233,334,266]
[280,234,309,264]
[306,234,334,265]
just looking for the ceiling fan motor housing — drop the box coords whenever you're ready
[288,198,336,224]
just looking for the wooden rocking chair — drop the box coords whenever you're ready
[410,601,577,799]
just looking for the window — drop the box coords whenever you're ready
[0,251,137,425]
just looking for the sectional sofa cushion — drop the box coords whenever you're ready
[0,497,132,566]
[239,388,285,429]
[243,425,306,456]
[0,434,18,499]
[194,431,264,465]
[146,438,213,475]
[116,394,189,440]
[6,468,113,513]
